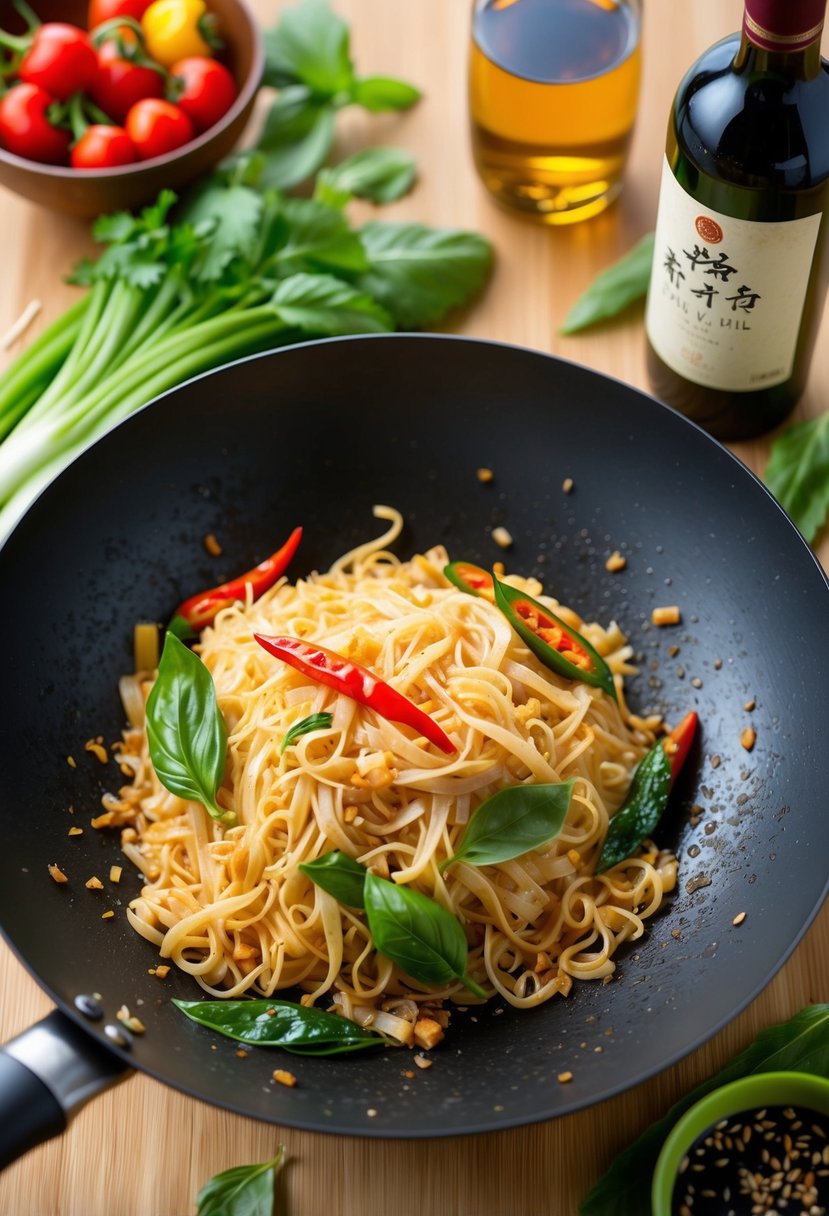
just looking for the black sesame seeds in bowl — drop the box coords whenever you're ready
[652,1072,829,1216]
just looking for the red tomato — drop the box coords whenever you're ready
[88,0,154,27]
[18,25,98,102]
[91,40,165,122]
[125,97,194,159]
[71,124,137,169]
[168,57,236,132]
[0,83,71,164]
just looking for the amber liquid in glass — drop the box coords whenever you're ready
[469,0,641,223]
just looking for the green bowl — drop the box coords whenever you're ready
[651,1070,829,1216]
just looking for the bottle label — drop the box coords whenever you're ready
[646,158,821,393]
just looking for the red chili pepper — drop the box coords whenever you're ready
[443,561,495,601]
[169,526,302,637]
[664,709,697,787]
[254,634,457,755]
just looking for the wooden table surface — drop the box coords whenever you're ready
[1,1,827,1213]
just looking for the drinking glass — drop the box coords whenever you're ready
[469,0,642,224]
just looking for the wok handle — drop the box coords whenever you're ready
[0,1009,130,1170]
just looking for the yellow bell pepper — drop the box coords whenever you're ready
[141,0,216,68]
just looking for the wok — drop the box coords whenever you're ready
[0,334,827,1167]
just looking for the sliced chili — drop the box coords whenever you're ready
[254,634,457,755]
[443,561,495,601]
[492,578,616,699]
[595,709,698,873]
[169,526,302,638]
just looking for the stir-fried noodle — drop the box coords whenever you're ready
[109,507,676,1040]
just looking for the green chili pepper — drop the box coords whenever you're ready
[492,578,616,699]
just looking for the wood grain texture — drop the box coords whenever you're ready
[0,2,827,1213]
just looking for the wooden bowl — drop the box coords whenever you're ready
[0,0,263,218]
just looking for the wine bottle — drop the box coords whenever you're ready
[645,0,829,440]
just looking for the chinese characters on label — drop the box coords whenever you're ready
[663,243,762,322]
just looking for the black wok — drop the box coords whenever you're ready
[1,334,827,1167]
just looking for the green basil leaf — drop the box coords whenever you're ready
[275,198,369,274]
[280,711,333,754]
[559,232,654,335]
[350,75,422,112]
[581,1005,829,1216]
[196,1146,286,1216]
[257,89,336,191]
[441,781,573,871]
[356,222,493,328]
[314,148,417,206]
[174,998,385,1055]
[595,742,671,874]
[262,0,354,96]
[145,632,230,825]
[765,412,829,545]
[270,272,393,336]
[299,850,367,907]
[364,871,483,993]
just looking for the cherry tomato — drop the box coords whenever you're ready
[71,124,137,168]
[91,39,165,122]
[0,83,71,164]
[18,25,98,102]
[167,56,235,132]
[125,97,194,159]
[88,0,154,27]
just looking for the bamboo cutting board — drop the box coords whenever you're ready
[1,2,827,1213]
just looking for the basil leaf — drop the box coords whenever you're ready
[257,89,336,191]
[595,743,671,873]
[275,198,369,274]
[314,148,417,207]
[559,232,654,335]
[300,850,367,907]
[765,412,829,544]
[356,222,493,328]
[263,0,353,96]
[174,998,385,1055]
[270,273,393,336]
[581,1005,829,1216]
[441,781,573,871]
[280,711,333,754]
[364,872,484,995]
[145,632,230,825]
[196,1147,286,1216]
[350,75,422,113]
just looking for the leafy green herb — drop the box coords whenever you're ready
[270,273,392,336]
[559,232,654,335]
[314,147,417,207]
[258,0,420,189]
[196,1147,286,1216]
[356,222,493,328]
[765,412,829,544]
[145,633,231,825]
[581,1004,829,1216]
[440,781,572,872]
[364,872,486,997]
[595,742,670,873]
[280,711,334,754]
[299,850,367,907]
[174,998,385,1055]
